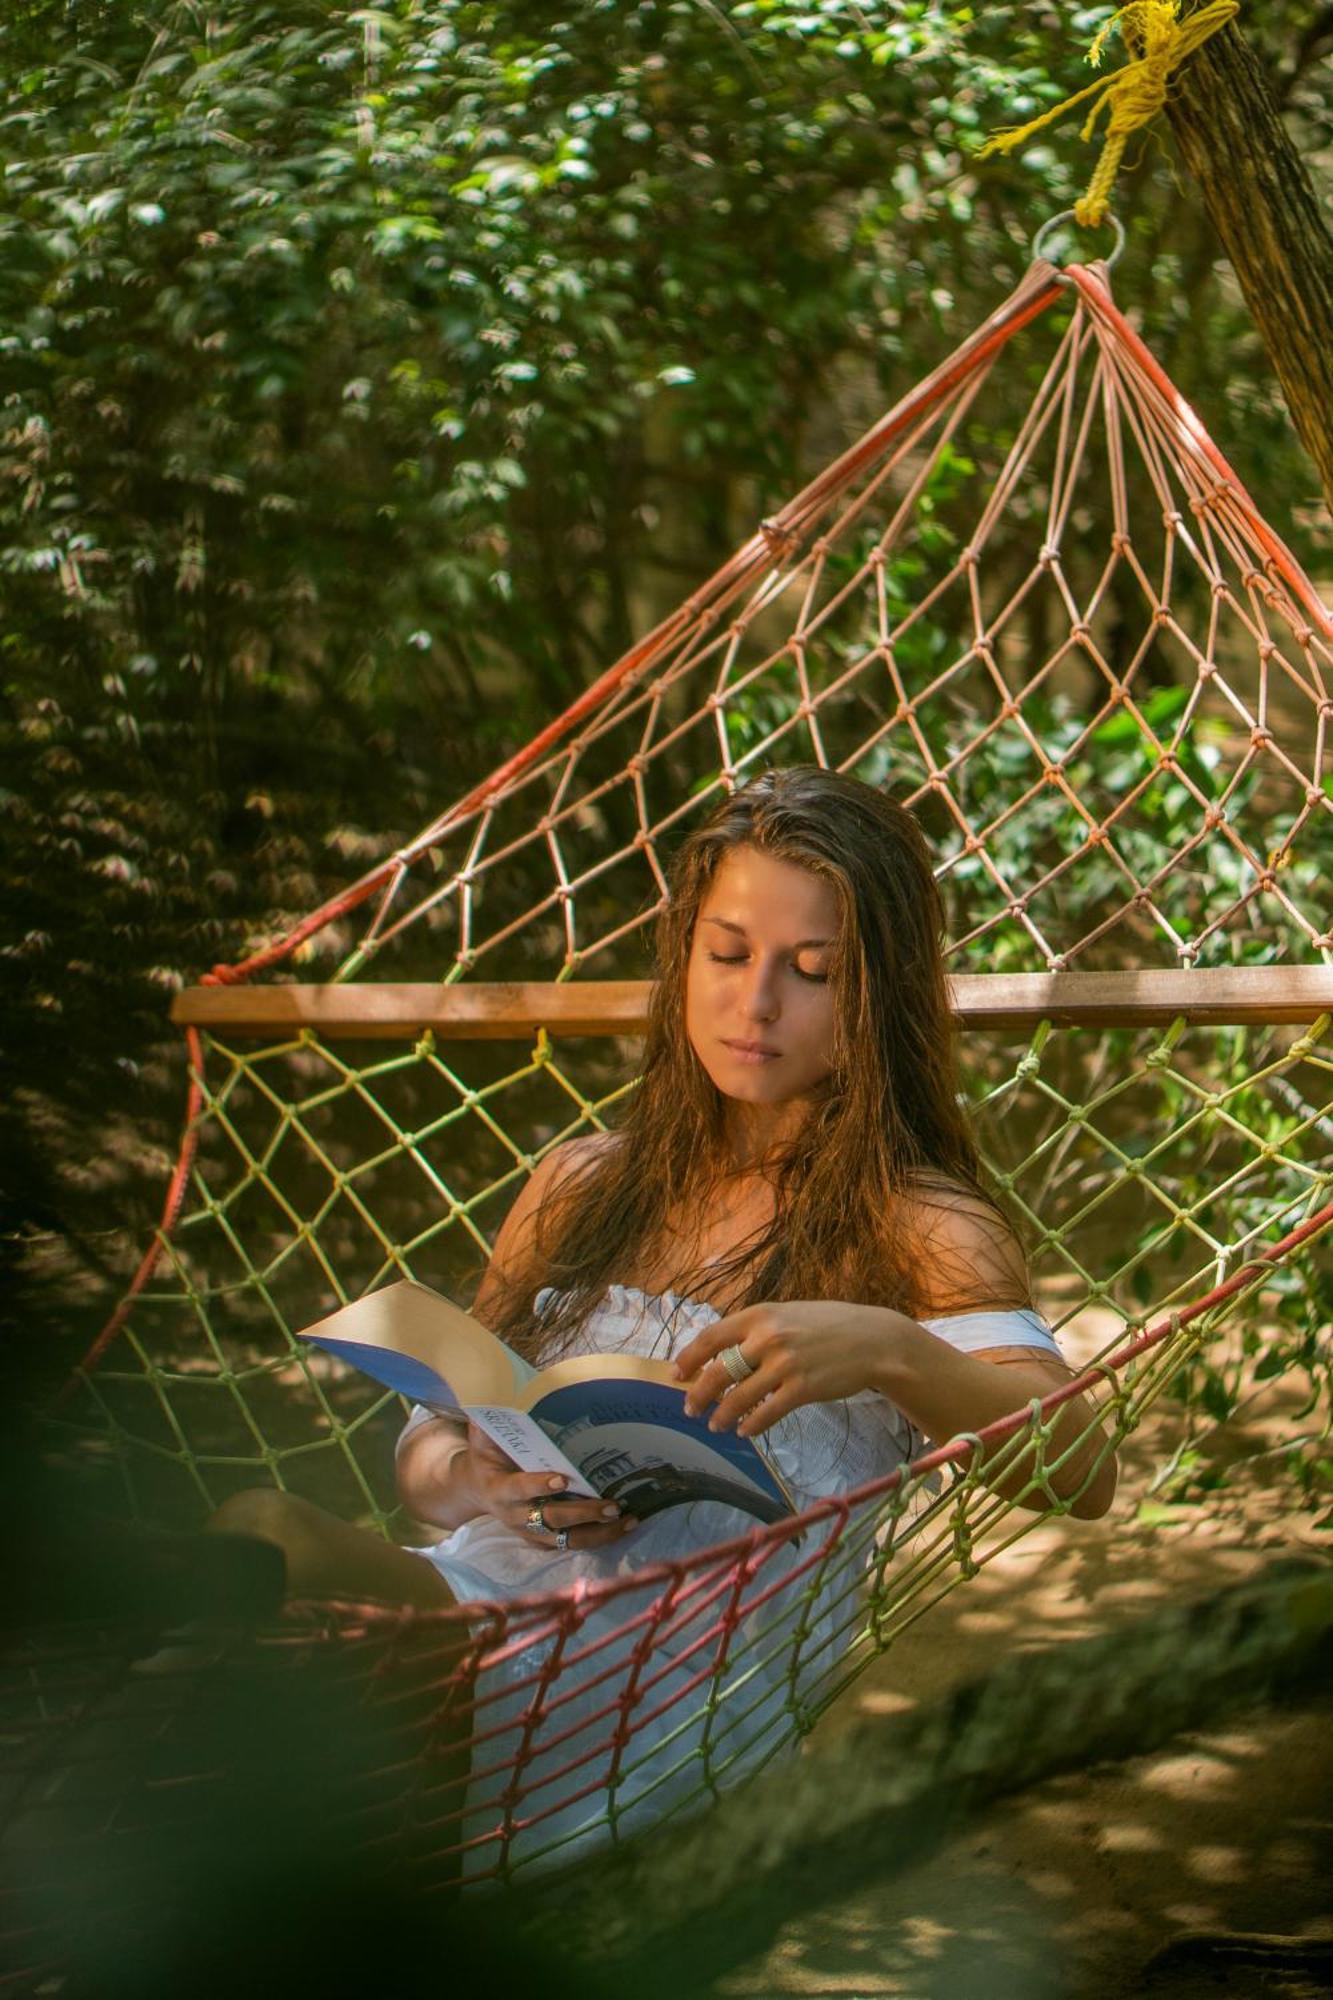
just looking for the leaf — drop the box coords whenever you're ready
[85,188,125,224]
[1134,1500,1195,1528]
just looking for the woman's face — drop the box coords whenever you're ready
[685,845,841,1111]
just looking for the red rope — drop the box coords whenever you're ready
[26,1187,1329,1908]
[58,1027,209,1397]
[30,242,1332,1885]
[202,264,1067,994]
[253,1189,1333,1876]
[1067,264,1333,644]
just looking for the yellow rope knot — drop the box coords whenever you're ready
[980,1,1239,228]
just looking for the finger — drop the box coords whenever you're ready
[498,1483,619,1530]
[534,1497,625,1530]
[561,1518,635,1549]
[491,1477,573,1526]
[680,1361,730,1416]
[682,1348,760,1418]
[501,1471,578,1507]
[671,1311,752,1383]
[511,1514,633,1550]
[707,1358,789,1432]
[735,1381,806,1439]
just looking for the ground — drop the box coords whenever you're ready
[723,1309,1332,1999]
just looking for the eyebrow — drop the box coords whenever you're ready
[702,916,835,949]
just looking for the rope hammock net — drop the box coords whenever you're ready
[8,253,1333,1921]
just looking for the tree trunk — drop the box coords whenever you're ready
[1165,21,1333,516]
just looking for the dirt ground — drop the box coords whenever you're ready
[722,1313,1333,2000]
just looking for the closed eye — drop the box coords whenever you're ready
[705,951,829,983]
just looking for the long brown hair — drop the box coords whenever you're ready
[491,766,1014,1358]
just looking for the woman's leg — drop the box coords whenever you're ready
[208,1489,473,1884]
[207,1488,456,1611]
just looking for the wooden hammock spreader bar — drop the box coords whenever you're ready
[171,965,1333,1040]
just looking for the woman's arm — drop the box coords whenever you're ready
[397,1415,627,1541]
[861,1322,1114,1519]
[395,1415,481,1533]
[673,1201,1117,1520]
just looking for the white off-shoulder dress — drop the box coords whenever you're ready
[401,1285,1061,1877]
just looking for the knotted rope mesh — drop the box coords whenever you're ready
[8,257,1332,1919]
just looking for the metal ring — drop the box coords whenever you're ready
[525,1500,550,1535]
[554,1528,571,1553]
[1031,207,1126,273]
[719,1343,757,1385]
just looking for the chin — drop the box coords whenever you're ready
[701,1062,817,1107]
[719,1076,791,1103]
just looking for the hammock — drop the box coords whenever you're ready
[7,250,1332,1939]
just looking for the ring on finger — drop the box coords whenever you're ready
[525,1500,551,1535]
[554,1528,571,1553]
[719,1343,757,1385]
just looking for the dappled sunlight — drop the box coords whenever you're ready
[725,1354,1330,1997]
[819,1335,1328,1735]
[723,1699,1333,1997]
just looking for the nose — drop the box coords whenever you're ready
[742,957,781,1023]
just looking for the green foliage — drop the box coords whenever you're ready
[1,0,1328,1414]
[3,0,1324,765]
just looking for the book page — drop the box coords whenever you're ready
[517,1349,677,1406]
[464,1405,591,1493]
[299,1279,516,1406]
[528,1380,793,1525]
[308,1338,463,1411]
[505,1346,538,1390]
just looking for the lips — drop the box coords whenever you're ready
[722,1039,781,1061]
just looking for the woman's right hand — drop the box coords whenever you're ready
[456,1424,632,1550]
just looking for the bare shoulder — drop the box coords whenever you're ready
[474,1130,617,1320]
[897,1180,1031,1316]
[535,1128,618,1193]
[502,1130,615,1234]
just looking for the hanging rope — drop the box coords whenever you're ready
[980,1,1240,226]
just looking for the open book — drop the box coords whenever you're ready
[298,1279,794,1526]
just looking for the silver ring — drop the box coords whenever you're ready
[719,1343,757,1385]
[554,1528,571,1553]
[525,1501,550,1535]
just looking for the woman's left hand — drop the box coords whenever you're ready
[673,1302,898,1438]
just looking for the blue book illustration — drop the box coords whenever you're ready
[299,1279,793,1526]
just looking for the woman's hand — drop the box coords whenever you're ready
[458,1424,632,1550]
[673,1302,897,1438]
[675,1296,1118,1521]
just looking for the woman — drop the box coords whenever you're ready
[214,766,1115,1869]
